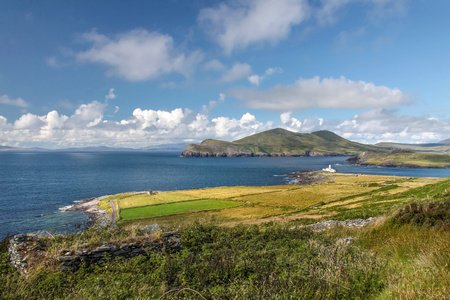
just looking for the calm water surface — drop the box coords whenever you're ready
[1,151,449,238]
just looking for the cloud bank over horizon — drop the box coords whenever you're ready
[1,92,448,149]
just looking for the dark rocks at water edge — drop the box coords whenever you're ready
[8,225,182,275]
[286,170,332,185]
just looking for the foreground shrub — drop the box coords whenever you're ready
[0,223,385,299]
[389,197,450,228]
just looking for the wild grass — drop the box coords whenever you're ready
[120,199,240,220]
[1,224,385,299]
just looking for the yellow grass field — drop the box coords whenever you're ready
[103,173,449,228]
[118,192,200,209]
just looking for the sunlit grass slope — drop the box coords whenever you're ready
[104,173,449,228]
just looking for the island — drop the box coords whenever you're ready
[181,128,382,157]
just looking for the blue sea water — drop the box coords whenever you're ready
[1,151,449,239]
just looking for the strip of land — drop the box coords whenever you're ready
[91,173,449,229]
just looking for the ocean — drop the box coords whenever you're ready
[1,151,449,239]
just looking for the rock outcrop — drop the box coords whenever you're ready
[292,217,381,231]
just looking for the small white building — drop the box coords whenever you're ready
[322,165,336,173]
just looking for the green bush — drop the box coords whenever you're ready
[389,197,450,228]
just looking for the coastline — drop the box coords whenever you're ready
[61,191,149,229]
[61,195,111,227]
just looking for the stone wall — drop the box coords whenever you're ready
[8,227,182,275]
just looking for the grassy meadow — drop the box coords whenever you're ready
[1,173,449,299]
[101,173,448,229]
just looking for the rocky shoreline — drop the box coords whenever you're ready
[60,195,111,227]
[286,170,333,185]
[61,191,149,228]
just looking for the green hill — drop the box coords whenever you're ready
[181,128,382,157]
[347,150,450,168]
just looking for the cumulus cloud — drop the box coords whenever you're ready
[0,95,29,108]
[335,109,450,143]
[221,63,252,82]
[0,98,275,148]
[14,113,45,130]
[1,104,449,148]
[76,29,203,81]
[198,0,309,54]
[230,76,409,112]
[66,101,107,128]
[275,109,450,144]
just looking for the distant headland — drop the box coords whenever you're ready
[181,128,382,157]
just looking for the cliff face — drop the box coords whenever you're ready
[181,128,382,157]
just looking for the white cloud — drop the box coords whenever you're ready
[76,29,203,81]
[211,113,272,138]
[0,116,8,129]
[1,95,448,148]
[230,76,409,112]
[221,63,252,82]
[66,101,107,128]
[280,112,302,131]
[248,67,282,86]
[201,93,225,115]
[198,0,309,54]
[14,113,45,130]
[41,111,68,129]
[105,88,116,100]
[334,109,450,143]
[248,75,261,86]
[0,99,273,148]
[0,95,29,108]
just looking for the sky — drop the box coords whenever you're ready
[0,0,449,149]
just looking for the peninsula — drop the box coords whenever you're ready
[181,128,382,157]
[347,149,450,168]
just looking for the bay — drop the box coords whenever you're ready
[1,151,449,239]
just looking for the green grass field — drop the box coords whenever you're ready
[112,174,449,228]
[120,199,240,220]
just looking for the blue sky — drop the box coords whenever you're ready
[1,0,449,149]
